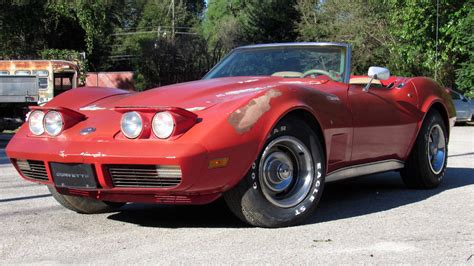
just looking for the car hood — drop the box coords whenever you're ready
[86,76,301,112]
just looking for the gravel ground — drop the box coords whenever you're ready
[0,127,473,264]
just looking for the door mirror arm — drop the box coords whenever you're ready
[363,76,376,92]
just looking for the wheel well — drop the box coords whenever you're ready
[428,102,450,137]
[281,109,327,158]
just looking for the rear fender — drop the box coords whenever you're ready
[405,78,455,158]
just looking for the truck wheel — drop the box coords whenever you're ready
[224,115,325,227]
[401,110,448,188]
[48,186,125,214]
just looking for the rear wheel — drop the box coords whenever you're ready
[224,115,325,227]
[401,110,448,188]
[48,186,125,214]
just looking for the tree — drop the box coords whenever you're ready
[387,0,472,94]
[0,0,124,71]
[295,0,473,96]
[241,0,299,44]
[111,0,211,89]
[450,3,474,96]
[295,0,395,75]
[202,0,248,54]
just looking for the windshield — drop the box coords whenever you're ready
[204,45,347,82]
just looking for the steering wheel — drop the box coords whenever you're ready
[301,69,334,79]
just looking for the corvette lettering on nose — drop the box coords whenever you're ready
[56,173,90,179]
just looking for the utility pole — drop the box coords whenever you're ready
[171,0,175,44]
[435,0,439,81]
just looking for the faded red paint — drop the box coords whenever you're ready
[6,74,455,204]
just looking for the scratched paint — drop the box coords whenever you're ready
[79,105,107,111]
[80,152,106,158]
[237,79,259,84]
[228,89,282,134]
[59,151,106,158]
[216,85,275,98]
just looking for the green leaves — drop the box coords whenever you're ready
[294,0,473,96]
[1,0,471,96]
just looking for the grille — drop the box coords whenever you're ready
[108,165,182,188]
[16,160,48,181]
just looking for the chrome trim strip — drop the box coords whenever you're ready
[326,159,405,182]
[237,42,351,49]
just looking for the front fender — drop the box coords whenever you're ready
[190,84,351,192]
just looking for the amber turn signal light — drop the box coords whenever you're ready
[208,158,229,169]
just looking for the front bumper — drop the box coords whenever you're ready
[6,135,226,204]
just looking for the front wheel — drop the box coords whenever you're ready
[48,186,125,214]
[224,116,325,227]
[401,110,448,188]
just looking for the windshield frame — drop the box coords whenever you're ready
[203,42,352,84]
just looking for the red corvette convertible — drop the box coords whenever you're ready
[6,43,456,227]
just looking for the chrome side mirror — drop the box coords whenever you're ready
[364,66,390,92]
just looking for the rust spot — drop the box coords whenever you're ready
[228,89,282,134]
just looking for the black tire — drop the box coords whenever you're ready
[47,186,125,214]
[224,115,325,227]
[401,110,448,189]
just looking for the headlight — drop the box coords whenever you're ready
[121,111,143,139]
[152,111,175,139]
[44,111,64,136]
[28,110,45,135]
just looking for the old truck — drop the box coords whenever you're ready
[0,60,79,132]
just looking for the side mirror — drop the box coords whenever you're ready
[368,66,390,80]
[364,66,390,92]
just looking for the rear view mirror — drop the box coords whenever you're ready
[368,66,390,80]
[364,66,390,92]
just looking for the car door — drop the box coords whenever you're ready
[348,81,420,164]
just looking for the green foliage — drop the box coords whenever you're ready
[202,0,247,55]
[0,1,54,57]
[451,3,474,97]
[387,0,461,86]
[0,0,471,95]
[295,0,473,95]
[0,0,124,70]
[241,0,299,44]
[295,0,394,75]
[45,0,125,70]
[135,35,210,90]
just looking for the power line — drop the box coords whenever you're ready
[111,30,197,37]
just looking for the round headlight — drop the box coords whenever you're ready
[152,112,175,139]
[121,111,143,139]
[29,110,45,135]
[44,111,64,136]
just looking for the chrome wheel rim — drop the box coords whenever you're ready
[427,124,446,174]
[259,136,314,208]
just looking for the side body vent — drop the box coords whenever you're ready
[16,160,49,181]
